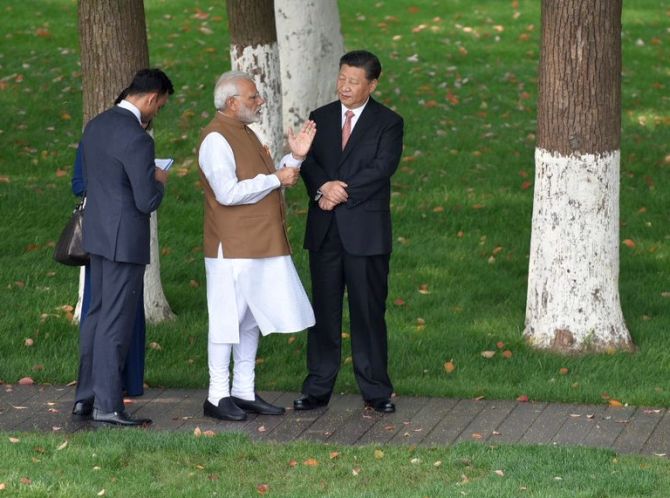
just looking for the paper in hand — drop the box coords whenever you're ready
[155,158,174,171]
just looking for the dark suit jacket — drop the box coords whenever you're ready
[80,106,164,264]
[301,98,404,256]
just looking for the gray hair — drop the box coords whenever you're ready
[213,70,254,110]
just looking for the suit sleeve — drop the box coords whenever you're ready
[71,143,86,197]
[345,116,404,207]
[299,112,331,199]
[123,132,164,214]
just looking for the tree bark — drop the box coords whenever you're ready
[525,0,633,353]
[76,0,174,324]
[227,0,283,159]
[275,0,344,130]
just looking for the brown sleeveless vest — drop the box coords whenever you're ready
[198,112,291,258]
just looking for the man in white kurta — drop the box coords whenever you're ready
[198,71,315,421]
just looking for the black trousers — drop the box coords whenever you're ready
[74,254,145,412]
[302,219,393,402]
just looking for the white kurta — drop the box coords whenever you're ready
[199,131,315,344]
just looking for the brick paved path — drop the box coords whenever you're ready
[1,384,668,457]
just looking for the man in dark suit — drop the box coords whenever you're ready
[72,68,173,426]
[295,51,404,413]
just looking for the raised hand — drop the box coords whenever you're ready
[288,120,317,159]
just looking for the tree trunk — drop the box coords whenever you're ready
[76,0,174,324]
[524,0,633,353]
[227,0,283,159]
[275,0,344,130]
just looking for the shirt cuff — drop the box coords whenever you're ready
[280,153,302,168]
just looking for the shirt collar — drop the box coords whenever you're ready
[117,99,142,125]
[341,98,369,120]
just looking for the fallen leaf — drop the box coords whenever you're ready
[287,336,296,345]
[559,367,569,375]
[203,430,215,437]
[18,377,34,385]
[410,457,421,464]
[329,451,340,460]
[288,459,298,468]
[495,469,505,477]
[516,394,529,402]
[472,432,483,439]
[352,466,361,476]
[418,283,430,294]
[97,490,105,496]
[20,477,31,485]
[444,360,456,374]
[502,350,513,359]
[256,484,269,495]
[481,351,496,359]
[194,427,202,437]
[393,298,406,306]
[0,483,5,490]
[24,338,34,347]
[496,341,505,349]
[622,239,635,248]
[56,441,68,451]
[374,449,384,460]
[9,437,20,444]
[148,342,162,351]
[609,399,623,407]
[433,460,442,467]
[303,458,319,467]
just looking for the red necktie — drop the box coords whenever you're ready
[342,110,354,150]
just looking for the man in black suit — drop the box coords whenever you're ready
[72,68,173,426]
[295,51,404,413]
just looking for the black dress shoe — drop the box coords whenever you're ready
[72,399,94,417]
[231,394,285,415]
[203,397,247,421]
[367,398,396,413]
[293,394,328,411]
[92,408,152,426]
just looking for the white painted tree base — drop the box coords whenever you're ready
[524,147,634,353]
[230,42,283,159]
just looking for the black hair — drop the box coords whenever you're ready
[339,50,382,81]
[125,68,174,97]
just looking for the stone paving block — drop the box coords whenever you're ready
[12,386,74,432]
[519,403,572,445]
[493,402,546,444]
[358,396,430,445]
[389,397,459,446]
[551,405,606,447]
[639,409,670,457]
[420,399,486,447]
[131,389,196,427]
[246,392,299,441]
[296,394,361,443]
[454,399,517,444]
[613,407,664,454]
[581,405,636,449]
[327,407,384,445]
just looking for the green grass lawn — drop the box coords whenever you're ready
[1,431,669,497]
[1,0,670,409]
